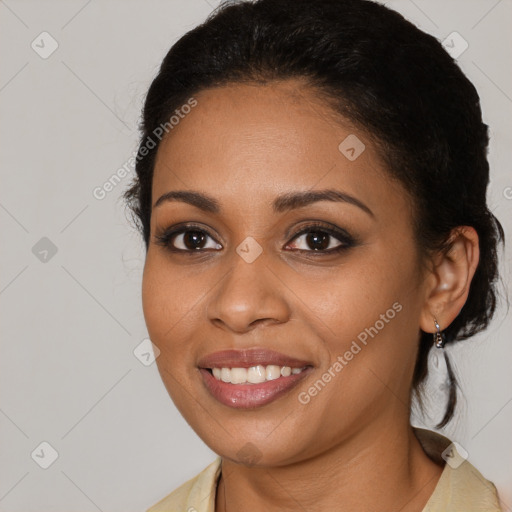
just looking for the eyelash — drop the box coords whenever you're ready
[154,221,356,256]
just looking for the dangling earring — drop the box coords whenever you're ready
[433,317,445,349]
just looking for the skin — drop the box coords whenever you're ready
[142,79,480,511]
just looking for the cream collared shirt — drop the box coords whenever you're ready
[147,428,503,511]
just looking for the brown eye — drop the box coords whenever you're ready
[299,231,337,251]
[155,225,222,252]
[180,230,208,250]
[286,224,355,253]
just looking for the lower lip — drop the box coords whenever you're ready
[199,367,313,408]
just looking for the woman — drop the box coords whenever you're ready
[124,0,505,510]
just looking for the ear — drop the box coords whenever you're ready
[419,226,480,334]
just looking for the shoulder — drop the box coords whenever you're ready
[414,428,503,512]
[146,457,222,512]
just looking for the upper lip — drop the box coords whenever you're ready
[197,348,313,369]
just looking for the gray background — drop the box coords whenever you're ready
[1,0,511,510]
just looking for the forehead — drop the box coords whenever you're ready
[151,80,405,216]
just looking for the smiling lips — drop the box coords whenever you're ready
[198,348,313,408]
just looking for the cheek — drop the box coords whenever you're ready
[305,245,422,381]
[302,254,407,337]
[141,252,197,363]
[142,258,167,340]
[142,254,205,420]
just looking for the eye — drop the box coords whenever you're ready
[154,221,355,255]
[285,223,355,254]
[154,224,222,252]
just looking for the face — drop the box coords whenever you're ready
[142,80,429,466]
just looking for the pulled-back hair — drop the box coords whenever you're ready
[124,0,505,427]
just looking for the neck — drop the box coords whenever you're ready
[216,420,444,512]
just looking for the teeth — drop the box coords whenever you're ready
[230,367,247,384]
[220,368,231,383]
[281,366,291,377]
[247,365,266,383]
[210,365,307,384]
[266,365,281,380]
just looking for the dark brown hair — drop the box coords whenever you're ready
[124,0,505,427]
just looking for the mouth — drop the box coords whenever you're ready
[197,349,314,408]
[206,364,309,383]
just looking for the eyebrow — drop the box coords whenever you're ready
[153,188,374,217]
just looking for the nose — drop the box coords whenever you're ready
[206,250,291,334]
